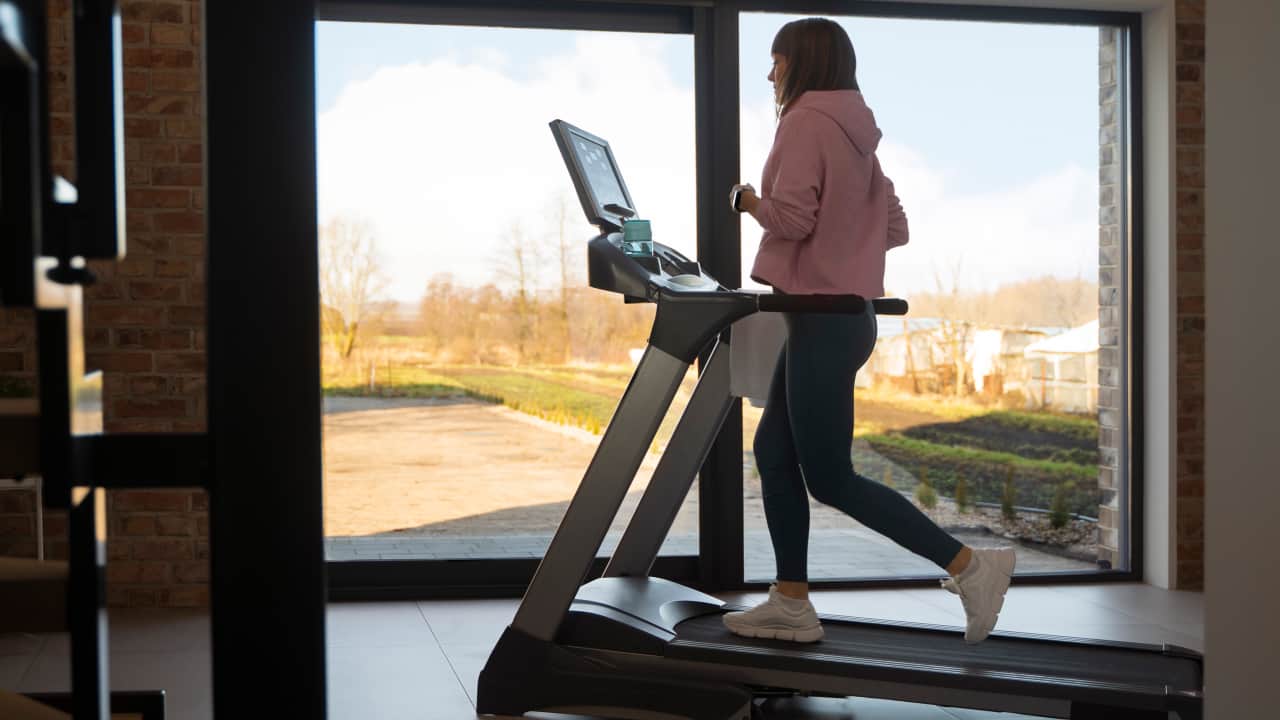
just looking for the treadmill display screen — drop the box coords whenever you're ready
[573,136,628,214]
[551,120,634,231]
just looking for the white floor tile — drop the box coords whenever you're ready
[326,601,436,648]
[327,643,475,720]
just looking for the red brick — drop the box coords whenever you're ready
[107,539,132,561]
[85,351,154,373]
[129,280,183,302]
[117,398,187,419]
[122,2,186,23]
[153,211,204,233]
[132,188,192,213]
[160,586,209,608]
[148,48,195,68]
[108,561,171,585]
[1176,0,1205,21]
[127,165,152,188]
[133,539,193,561]
[153,166,202,186]
[117,255,153,277]
[113,490,189,512]
[151,71,200,92]
[155,259,194,278]
[128,235,173,254]
[195,539,209,560]
[0,352,25,371]
[127,589,160,607]
[167,305,205,326]
[165,117,201,138]
[156,352,206,373]
[177,142,202,164]
[195,514,208,537]
[173,561,208,584]
[150,23,189,46]
[48,89,71,113]
[128,375,170,395]
[120,515,158,536]
[157,515,193,536]
[120,329,193,350]
[88,304,165,326]
[124,69,149,92]
[140,95,193,116]
[140,142,178,164]
[175,237,204,256]
[1177,126,1205,145]
[191,492,208,511]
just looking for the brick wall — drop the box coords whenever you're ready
[1096,27,1122,570]
[0,0,209,608]
[1174,0,1205,590]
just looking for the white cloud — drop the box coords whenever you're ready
[319,37,1097,305]
[317,34,696,302]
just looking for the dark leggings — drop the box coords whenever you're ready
[754,310,964,581]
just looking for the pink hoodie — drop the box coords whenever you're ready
[749,90,908,299]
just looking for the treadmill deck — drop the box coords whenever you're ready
[670,612,1201,705]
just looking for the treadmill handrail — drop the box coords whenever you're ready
[753,294,909,316]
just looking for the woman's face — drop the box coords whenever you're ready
[768,53,787,101]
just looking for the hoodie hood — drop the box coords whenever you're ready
[788,90,882,156]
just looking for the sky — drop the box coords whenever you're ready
[315,15,1103,303]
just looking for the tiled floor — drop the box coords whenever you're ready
[0,583,1203,719]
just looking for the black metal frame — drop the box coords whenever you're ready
[313,0,1146,599]
[204,2,328,717]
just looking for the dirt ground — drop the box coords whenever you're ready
[322,396,686,538]
[322,396,870,539]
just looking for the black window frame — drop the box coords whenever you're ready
[222,0,1143,603]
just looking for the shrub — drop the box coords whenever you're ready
[915,468,938,510]
[1001,468,1018,523]
[1050,482,1073,529]
[955,475,971,513]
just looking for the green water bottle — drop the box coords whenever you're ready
[621,218,653,257]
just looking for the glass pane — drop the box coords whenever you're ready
[739,15,1124,581]
[316,23,698,562]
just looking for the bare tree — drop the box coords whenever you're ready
[495,220,542,363]
[931,258,974,396]
[550,193,581,363]
[319,216,389,360]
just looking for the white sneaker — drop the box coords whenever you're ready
[941,547,1017,644]
[722,585,824,643]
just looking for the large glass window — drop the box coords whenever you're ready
[315,23,699,563]
[738,14,1128,581]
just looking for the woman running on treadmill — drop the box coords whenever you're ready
[724,17,1015,645]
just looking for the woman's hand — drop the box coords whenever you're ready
[730,183,759,214]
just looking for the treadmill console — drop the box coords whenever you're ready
[550,119,721,301]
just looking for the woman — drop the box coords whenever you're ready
[725,18,1015,645]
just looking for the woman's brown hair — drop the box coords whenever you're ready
[771,18,859,115]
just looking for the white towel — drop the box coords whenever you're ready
[729,311,787,407]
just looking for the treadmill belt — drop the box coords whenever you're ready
[673,614,1201,695]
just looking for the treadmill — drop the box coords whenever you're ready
[476,120,1203,720]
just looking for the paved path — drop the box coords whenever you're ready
[322,397,1094,575]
